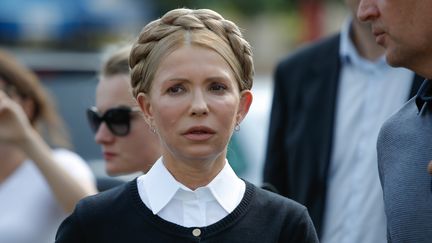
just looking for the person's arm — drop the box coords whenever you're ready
[0,91,97,213]
[22,130,97,212]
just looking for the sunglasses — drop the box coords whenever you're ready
[86,106,141,136]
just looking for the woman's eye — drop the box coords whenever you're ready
[167,85,185,94]
[209,83,227,92]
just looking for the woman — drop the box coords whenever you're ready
[0,49,97,243]
[87,45,161,176]
[56,8,318,242]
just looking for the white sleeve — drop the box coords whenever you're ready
[51,148,96,184]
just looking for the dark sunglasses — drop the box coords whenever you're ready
[86,106,141,136]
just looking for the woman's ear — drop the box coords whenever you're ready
[236,90,253,124]
[136,92,154,126]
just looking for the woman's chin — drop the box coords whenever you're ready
[105,162,124,176]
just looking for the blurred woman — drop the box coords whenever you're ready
[56,8,318,242]
[87,45,161,176]
[0,49,97,243]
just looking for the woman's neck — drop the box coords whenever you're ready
[162,152,226,190]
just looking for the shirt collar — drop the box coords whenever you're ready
[142,157,244,214]
[339,17,386,68]
[202,158,244,213]
[415,79,432,112]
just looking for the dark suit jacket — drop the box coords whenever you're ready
[263,33,424,237]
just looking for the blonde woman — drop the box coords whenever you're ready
[56,8,318,242]
[87,45,161,176]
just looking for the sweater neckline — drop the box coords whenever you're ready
[127,178,255,238]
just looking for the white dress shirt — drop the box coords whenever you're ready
[137,157,246,227]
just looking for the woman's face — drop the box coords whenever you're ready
[138,45,252,168]
[95,74,160,175]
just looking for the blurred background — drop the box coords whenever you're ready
[0,0,348,184]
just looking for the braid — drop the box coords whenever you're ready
[220,20,254,89]
[129,8,254,97]
[196,10,254,87]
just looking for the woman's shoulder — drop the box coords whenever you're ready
[56,180,143,240]
[242,181,318,242]
[66,180,133,226]
[246,181,306,211]
[79,179,134,208]
[246,181,304,204]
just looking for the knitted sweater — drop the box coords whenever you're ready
[377,79,432,242]
[55,179,318,243]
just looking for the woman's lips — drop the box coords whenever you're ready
[183,126,215,141]
[183,132,214,141]
[103,151,117,160]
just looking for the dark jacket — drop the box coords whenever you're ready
[263,33,424,236]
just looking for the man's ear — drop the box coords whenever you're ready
[136,92,154,126]
[236,90,253,125]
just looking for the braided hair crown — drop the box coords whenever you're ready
[129,8,254,96]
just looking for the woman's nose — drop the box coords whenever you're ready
[95,122,115,144]
[190,90,209,116]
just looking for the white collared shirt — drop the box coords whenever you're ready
[137,157,246,227]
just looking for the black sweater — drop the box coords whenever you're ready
[55,179,318,243]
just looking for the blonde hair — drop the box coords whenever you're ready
[129,8,254,96]
[0,49,71,148]
[100,45,132,77]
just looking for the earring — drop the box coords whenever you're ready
[234,123,240,132]
[150,125,156,133]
